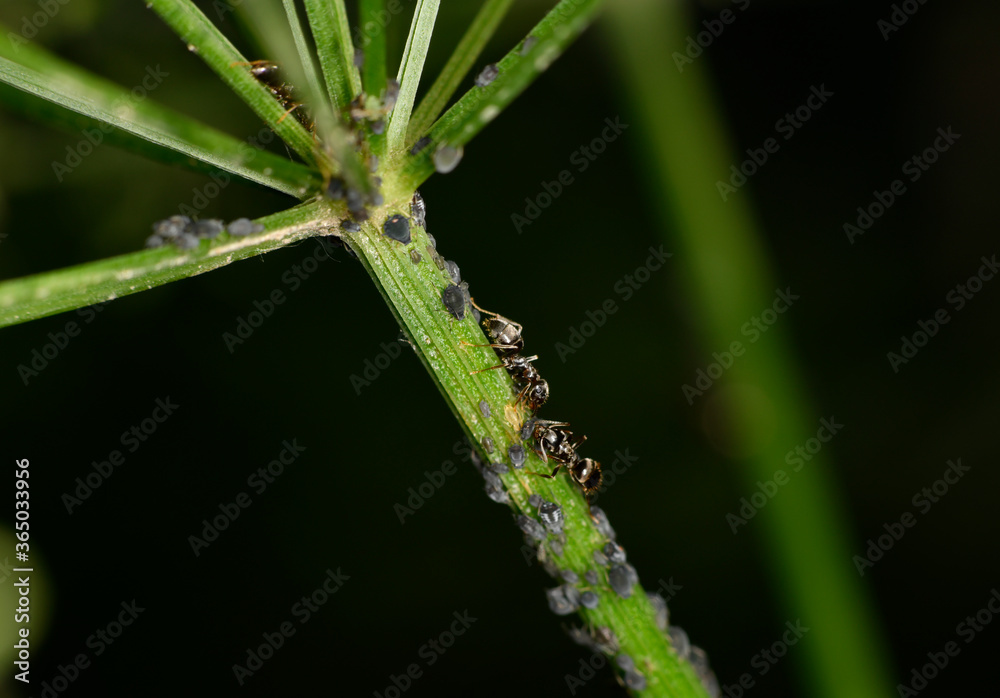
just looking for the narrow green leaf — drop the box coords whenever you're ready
[147,0,322,168]
[0,201,337,329]
[304,0,361,112]
[384,0,440,155]
[359,0,387,98]
[398,0,603,190]
[0,45,318,197]
[406,0,515,146]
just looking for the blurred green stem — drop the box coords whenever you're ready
[606,2,895,697]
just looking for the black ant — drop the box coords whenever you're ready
[525,418,604,512]
[462,301,549,413]
[235,60,313,130]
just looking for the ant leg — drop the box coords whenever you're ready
[525,463,563,479]
[459,340,519,350]
[276,104,301,124]
[469,363,506,376]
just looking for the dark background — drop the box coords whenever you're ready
[0,0,997,696]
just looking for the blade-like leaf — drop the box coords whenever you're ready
[0,43,318,197]
[359,0,387,98]
[304,0,361,112]
[385,0,440,155]
[406,0,515,146]
[147,0,325,170]
[0,201,337,329]
[399,0,603,190]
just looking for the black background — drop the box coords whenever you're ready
[0,0,997,696]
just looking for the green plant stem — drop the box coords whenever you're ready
[606,1,896,697]
[344,206,709,697]
[0,201,339,328]
[397,0,603,189]
[147,0,322,168]
[384,0,440,155]
[406,0,515,146]
[304,0,361,112]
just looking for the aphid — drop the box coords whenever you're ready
[538,501,564,534]
[410,191,427,230]
[445,259,461,284]
[584,570,599,586]
[482,470,508,505]
[546,586,577,616]
[580,591,600,609]
[192,219,224,239]
[371,119,385,135]
[623,670,646,691]
[228,218,255,236]
[176,232,200,250]
[145,234,164,248]
[369,155,379,172]
[616,654,635,671]
[341,219,361,233]
[690,647,721,698]
[608,563,638,599]
[520,36,538,55]
[410,135,432,155]
[241,60,311,129]
[433,144,463,173]
[153,215,189,239]
[383,79,400,111]
[560,569,579,584]
[507,444,526,468]
[527,493,543,509]
[593,627,619,654]
[326,177,345,200]
[409,249,422,265]
[442,284,466,320]
[482,435,495,453]
[425,232,437,249]
[479,400,491,419]
[520,417,536,442]
[517,515,546,541]
[593,550,609,567]
[475,63,499,87]
[567,626,593,649]
[648,592,669,631]
[590,506,616,541]
[383,214,411,244]
[353,47,364,68]
[561,584,581,607]
[549,539,564,557]
[489,461,508,474]
[668,626,691,660]
[346,189,367,218]
[603,541,626,565]
[433,254,445,271]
